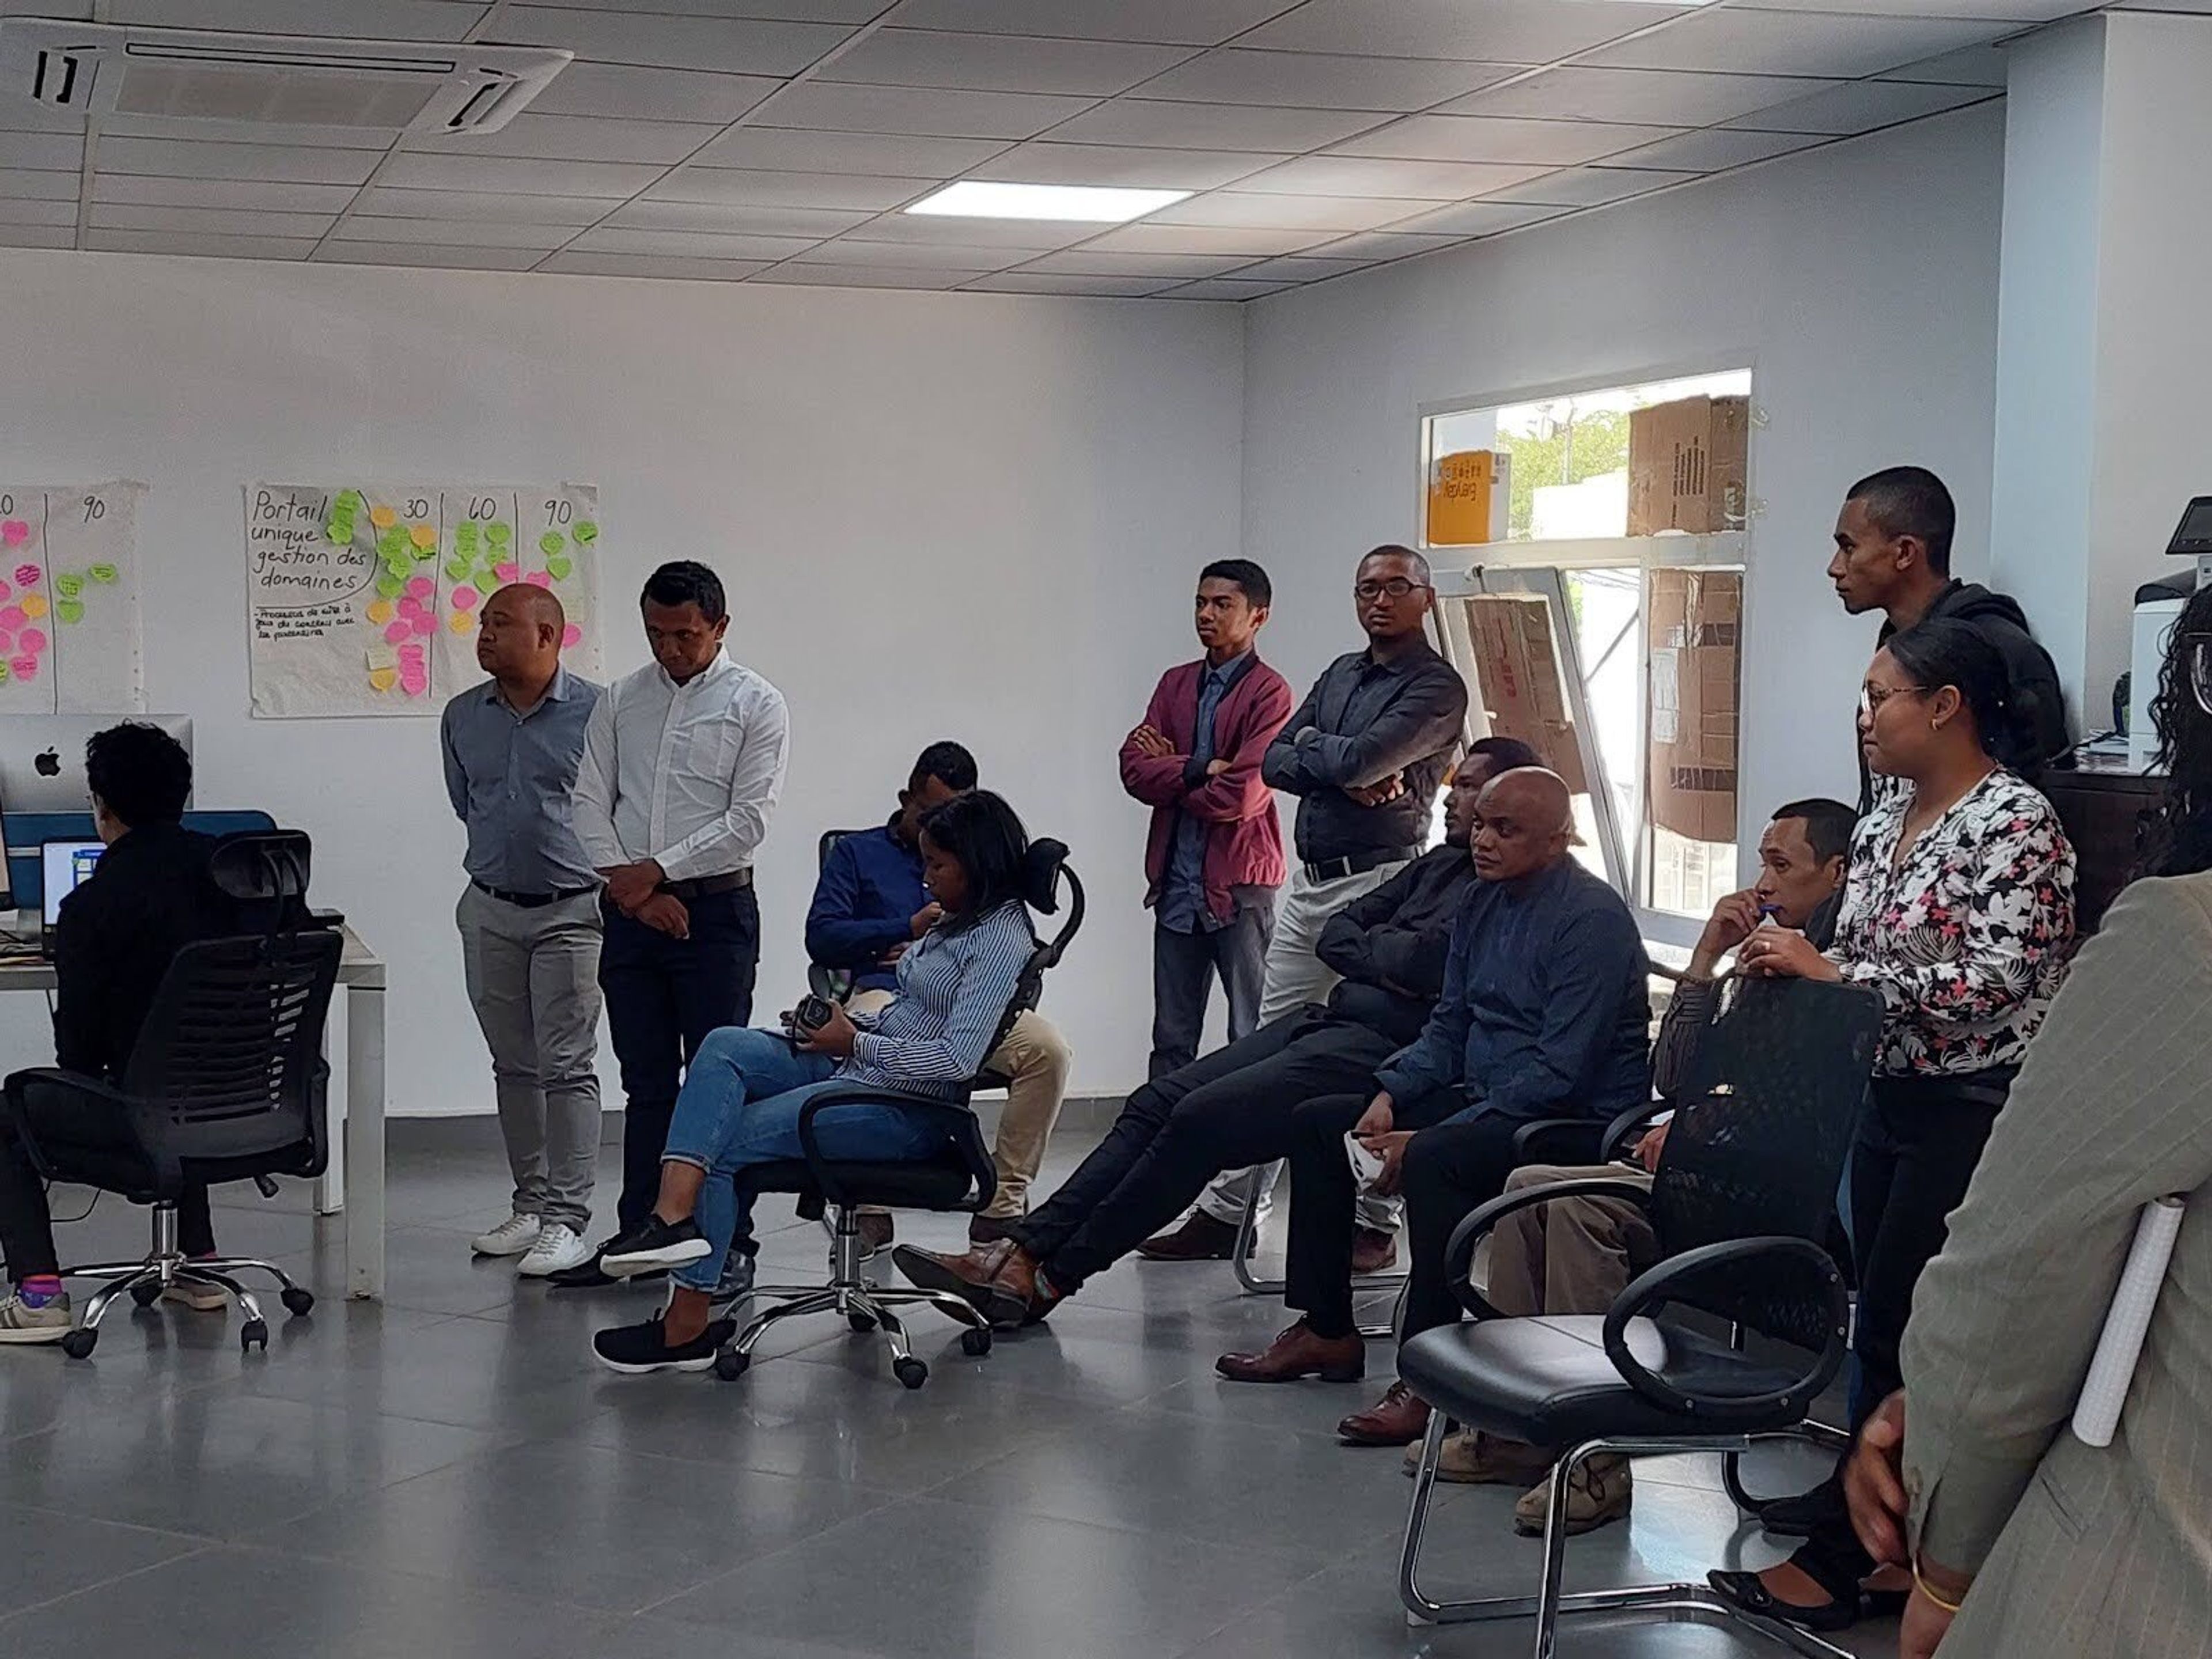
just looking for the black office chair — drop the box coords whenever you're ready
[1394,975,1883,1658]
[1,831,340,1357]
[716,840,1085,1389]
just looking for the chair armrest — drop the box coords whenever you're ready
[1600,1236,1848,1426]
[1443,1176,1657,1320]
[1509,1118,1606,1166]
[794,1082,994,1213]
[1,1067,138,1181]
[1597,1103,1664,1163]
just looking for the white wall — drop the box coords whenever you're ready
[1241,105,2009,849]
[0,249,1245,1111]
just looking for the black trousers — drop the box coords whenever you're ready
[1149,905,1272,1080]
[1,1107,215,1284]
[599,886,760,1231]
[1013,1007,1394,1288]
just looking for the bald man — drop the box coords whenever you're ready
[442,583,608,1279]
[1217,770,1653,1446]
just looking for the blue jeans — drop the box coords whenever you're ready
[660,1026,955,1292]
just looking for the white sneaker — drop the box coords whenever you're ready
[0,1289,70,1344]
[517,1222,592,1278]
[472,1213,543,1258]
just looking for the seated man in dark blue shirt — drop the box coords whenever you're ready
[1217,768,1651,1421]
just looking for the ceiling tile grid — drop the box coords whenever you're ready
[0,0,2046,298]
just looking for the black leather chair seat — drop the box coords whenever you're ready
[1400,1315,1812,1447]
[745,1155,980,1211]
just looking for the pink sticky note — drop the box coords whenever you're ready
[20,628,46,654]
[410,612,434,637]
[523,570,552,589]
[406,576,434,603]
[0,630,14,654]
[562,623,584,649]
[0,581,12,604]
[451,585,480,611]
[400,674,429,698]
[398,643,426,665]
[9,655,35,681]
[0,607,24,632]
[383,620,410,645]
[494,562,520,584]
[13,565,38,588]
[0,522,26,547]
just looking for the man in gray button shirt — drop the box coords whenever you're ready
[441,584,605,1279]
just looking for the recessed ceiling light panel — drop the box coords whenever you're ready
[906,181,1190,223]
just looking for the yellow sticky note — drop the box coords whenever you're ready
[365,600,396,625]
[20,593,47,620]
[410,523,437,550]
[449,609,476,634]
[368,666,399,692]
[368,505,397,529]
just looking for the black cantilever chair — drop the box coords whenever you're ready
[715,840,1085,1390]
[1394,974,1883,1659]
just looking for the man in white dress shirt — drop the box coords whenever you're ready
[557,560,790,1288]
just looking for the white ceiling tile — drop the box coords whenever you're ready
[756,82,1095,139]
[1584,10,2008,78]
[1226,254,1372,283]
[0,224,75,249]
[1078,221,1336,255]
[1016,248,1256,278]
[840,212,1103,248]
[1601,127,1825,171]
[85,229,317,259]
[0,198,77,226]
[1145,192,1433,232]
[1160,277,1292,300]
[89,203,338,237]
[1734,0,2086,18]
[1040,100,1388,153]
[1382,199,1565,236]
[1138,50,1528,112]
[752,263,972,289]
[1725,78,1997,135]
[353,187,609,225]
[568,226,822,257]
[0,169,78,200]
[377,153,666,196]
[527,63,782,124]
[317,243,546,271]
[790,240,1009,270]
[818,29,1194,96]
[694,128,1007,176]
[1333,115,1677,166]
[1301,228,1464,261]
[961,272,1180,296]
[1243,0,1699,62]
[104,0,486,38]
[333,215,577,248]
[647,169,932,210]
[541,251,775,279]
[881,0,1300,46]
[0,101,85,135]
[406,113,720,164]
[974,143,1282,191]
[1482,165,1692,206]
[1233,155,1549,199]
[95,115,397,151]
[91,176,358,211]
[604,199,873,237]
[1877,45,2011,86]
[535,0,883,17]
[1443,66,1835,127]
[498,7,856,74]
[0,132,82,170]
[94,139,381,185]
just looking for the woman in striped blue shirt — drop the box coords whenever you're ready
[592,791,1038,1376]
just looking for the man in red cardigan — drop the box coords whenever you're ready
[1120,560,1293,1080]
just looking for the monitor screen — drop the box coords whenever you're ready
[2177,498,2212,546]
[40,840,103,926]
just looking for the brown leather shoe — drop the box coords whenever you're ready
[891,1240,1012,1312]
[1137,1211,1240,1261]
[1338,1380,1429,1445]
[1215,1319,1365,1384]
[1351,1226,1399,1277]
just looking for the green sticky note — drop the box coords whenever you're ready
[573,521,598,546]
[487,521,512,546]
[0,661,10,683]
[55,598,83,625]
[325,521,351,544]
[88,562,116,585]
[456,523,478,546]
[54,573,82,600]
[546,555,573,581]
[445,558,471,581]
[334,489,361,509]
[538,531,564,556]
[375,571,404,600]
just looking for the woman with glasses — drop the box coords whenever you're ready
[1705,617,2076,1632]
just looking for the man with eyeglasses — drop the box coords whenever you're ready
[1140,544,1468,1263]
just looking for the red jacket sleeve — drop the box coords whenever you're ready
[1119,672,1190,806]
[1180,669,1293,824]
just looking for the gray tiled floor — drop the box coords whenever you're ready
[0,1135,1901,1659]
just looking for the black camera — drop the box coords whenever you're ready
[792,995,834,1032]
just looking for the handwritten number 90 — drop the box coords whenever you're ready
[82,495,105,523]
[543,498,572,525]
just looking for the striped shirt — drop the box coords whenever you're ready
[841,900,1034,1101]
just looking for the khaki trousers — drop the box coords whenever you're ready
[1484,1161,1659,1317]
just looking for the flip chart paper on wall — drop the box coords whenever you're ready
[0,482,145,715]
[246,483,602,718]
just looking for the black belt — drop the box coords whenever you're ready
[1301,847,1419,884]
[660,869,752,899]
[474,880,597,910]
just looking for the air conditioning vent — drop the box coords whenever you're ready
[0,20,570,135]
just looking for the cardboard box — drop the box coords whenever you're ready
[1427,448,1511,546]
[1627,396,1749,536]
[1460,593,1587,793]
[1646,569,1741,844]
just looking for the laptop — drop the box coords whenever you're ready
[0,715,193,813]
[40,838,104,954]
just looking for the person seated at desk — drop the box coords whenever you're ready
[587,790,1036,1377]
[806,741,1071,1250]
[1214,769,1651,1425]
[889,741,1535,1330]
[1389,797,1855,1534]
[0,724,237,1342]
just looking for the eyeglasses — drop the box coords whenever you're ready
[1857,682,1928,720]
[1354,578,1430,601]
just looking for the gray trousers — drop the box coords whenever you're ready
[457,883,605,1232]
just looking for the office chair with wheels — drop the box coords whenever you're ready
[717,840,1084,1389]
[1,831,340,1358]
[1394,975,1884,1658]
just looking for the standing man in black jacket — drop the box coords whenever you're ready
[1830,467,2070,809]
[0,723,237,1342]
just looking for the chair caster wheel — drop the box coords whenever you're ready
[960,1328,991,1358]
[714,1347,750,1381]
[59,1328,97,1359]
[847,1312,877,1333]
[893,1357,928,1389]
[281,1287,315,1317]
[130,1282,162,1308]
[240,1319,268,1353]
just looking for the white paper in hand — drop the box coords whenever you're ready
[2072,1196,2185,1449]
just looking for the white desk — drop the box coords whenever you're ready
[0,918,388,1301]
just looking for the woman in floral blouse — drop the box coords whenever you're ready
[1709,617,2077,1633]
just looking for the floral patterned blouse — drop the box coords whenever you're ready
[1828,768,2076,1077]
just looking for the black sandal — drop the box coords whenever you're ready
[1707,1549,1870,1634]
